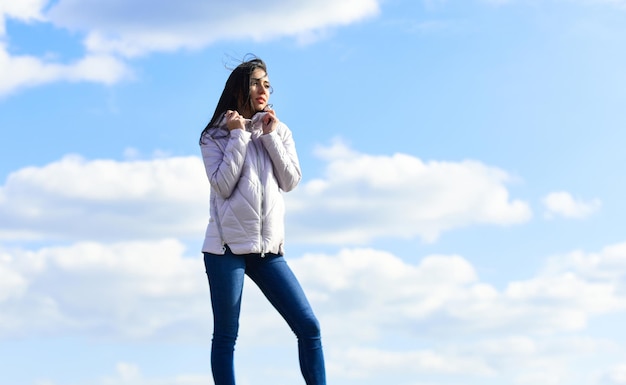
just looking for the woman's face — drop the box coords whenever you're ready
[249,68,271,113]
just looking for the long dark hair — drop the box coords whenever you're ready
[199,56,268,144]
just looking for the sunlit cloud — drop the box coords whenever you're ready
[292,245,626,339]
[0,45,132,96]
[543,191,602,219]
[603,363,626,384]
[0,239,209,340]
[0,154,207,241]
[1,240,626,382]
[0,144,534,244]
[287,140,532,244]
[5,239,626,342]
[0,0,46,36]
[0,0,380,95]
[0,1,131,96]
[46,0,380,57]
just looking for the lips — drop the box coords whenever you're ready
[255,97,266,104]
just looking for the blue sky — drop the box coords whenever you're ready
[1,0,626,384]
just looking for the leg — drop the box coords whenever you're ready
[204,251,246,385]
[246,254,326,385]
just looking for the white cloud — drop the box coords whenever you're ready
[0,146,530,244]
[543,191,602,219]
[0,0,46,35]
[0,154,208,241]
[2,240,626,383]
[47,361,213,385]
[542,242,626,281]
[603,363,626,384]
[3,0,626,96]
[0,44,132,96]
[46,0,380,57]
[0,0,132,96]
[0,0,380,95]
[0,250,28,301]
[0,239,209,339]
[287,140,532,244]
[330,347,496,378]
[291,245,626,340]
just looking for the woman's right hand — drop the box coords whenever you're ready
[225,110,246,131]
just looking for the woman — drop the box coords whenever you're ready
[199,57,326,385]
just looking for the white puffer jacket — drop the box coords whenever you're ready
[200,112,302,255]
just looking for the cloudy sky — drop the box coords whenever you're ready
[2,0,626,384]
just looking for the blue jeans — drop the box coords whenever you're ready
[204,248,326,385]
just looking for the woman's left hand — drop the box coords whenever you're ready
[261,109,279,135]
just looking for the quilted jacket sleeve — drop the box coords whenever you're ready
[201,129,251,199]
[260,122,302,192]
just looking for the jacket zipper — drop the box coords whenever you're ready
[252,129,266,258]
